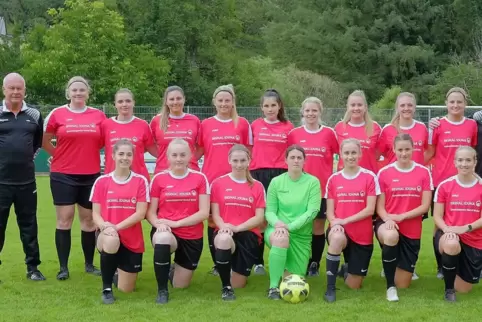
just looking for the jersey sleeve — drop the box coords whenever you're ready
[287,129,295,147]
[433,184,446,203]
[210,180,220,203]
[422,168,434,191]
[149,175,162,199]
[329,129,339,155]
[137,177,150,203]
[198,173,210,195]
[377,171,387,193]
[422,125,429,150]
[197,121,205,147]
[43,109,58,133]
[377,127,389,158]
[89,177,105,203]
[265,178,280,226]
[240,118,253,146]
[367,173,381,196]
[325,175,335,199]
[472,122,478,147]
[428,126,439,146]
[143,121,154,148]
[149,116,159,143]
[287,178,321,231]
[254,182,266,209]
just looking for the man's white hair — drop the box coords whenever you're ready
[3,73,26,87]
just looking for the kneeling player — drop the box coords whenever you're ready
[376,134,433,301]
[147,139,210,304]
[324,138,380,302]
[433,146,482,302]
[210,144,266,301]
[90,139,149,304]
[264,145,321,299]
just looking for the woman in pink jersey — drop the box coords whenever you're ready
[433,146,482,302]
[43,76,106,280]
[378,92,428,165]
[199,84,253,275]
[250,89,294,275]
[334,90,381,173]
[210,144,265,301]
[90,139,149,304]
[147,139,210,304]
[323,138,380,303]
[377,92,428,281]
[102,89,157,182]
[287,97,338,277]
[376,134,433,302]
[150,86,201,173]
[426,87,478,279]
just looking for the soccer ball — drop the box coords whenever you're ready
[279,274,310,304]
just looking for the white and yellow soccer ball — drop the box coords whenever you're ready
[279,274,310,304]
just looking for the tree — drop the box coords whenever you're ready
[20,0,170,105]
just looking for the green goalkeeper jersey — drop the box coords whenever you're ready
[265,172,321,237]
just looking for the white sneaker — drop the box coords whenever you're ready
[412,272,419,280]
[380,269,385,277]
[386,286,399,302]
[253,264,266,275]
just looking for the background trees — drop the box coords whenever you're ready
[1,0,482,107]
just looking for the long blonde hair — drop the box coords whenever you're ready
[228,144,254,186]
[159,86,185,132]
[300,97,323,126]
[342,90,374,136]
[390,92,416,133]
[213,84,239,127]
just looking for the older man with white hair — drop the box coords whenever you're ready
[0,72,45,281]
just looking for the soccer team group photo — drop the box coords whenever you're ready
[2,71,482,309]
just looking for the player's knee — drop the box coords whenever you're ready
[102,234,120,254]
[56,213,74,229]
[118,283,135,293]
[455,278,473,293]
[442,239,461,255]
[152,231,172,245]
[329,232,346,247]
[270,234,289,248]
[382,229,399,246]
[214,232,233,249]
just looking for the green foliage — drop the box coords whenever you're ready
[373,86,403,110]
[429,62,482,105]
[20,0,170,105]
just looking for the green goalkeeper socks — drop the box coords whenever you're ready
[268,246,288,289]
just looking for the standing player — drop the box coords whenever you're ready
[376,134,433,302]
[0,73,45,281]
[378,92,428,165]
[287,97,338,276]
[250,89,294,274]
[43,76,106,280]
[426,87,478,279]
[210,144,265,301]
[264,145,321,299]
[147,139,210,304]
[199,84,253,275]
[323,138,380,302]
[433,146,482,302]
[377,92,428,280]
[150,86,201,173]
[102,89,157,181]
[334,90,381,173]
[90,140,149,304]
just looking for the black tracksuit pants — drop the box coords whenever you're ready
[0,182,41,268]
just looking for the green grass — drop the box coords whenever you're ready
[0,177,480,321]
